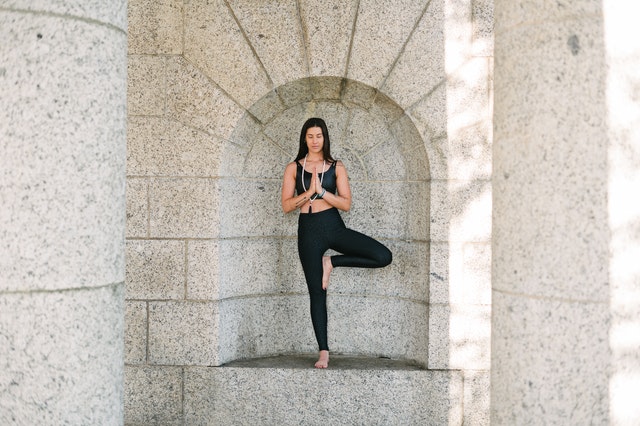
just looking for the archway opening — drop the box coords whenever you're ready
[215,77,431,366]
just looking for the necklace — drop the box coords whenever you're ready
[301,155,325,212]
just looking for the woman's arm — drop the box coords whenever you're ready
[315,161,352,212]
[281,162,314,213]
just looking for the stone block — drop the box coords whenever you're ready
[311,76,344,101]
[125,239,185,300]
[127,116,223,177]
[124,365,182,425]
[248,89,284,124]
[128,0,183,54]
[186,240,219,300]
[243,133,294,179]
[0,12,127,292]
[464,370,491,426]
[348,0,429,87]
[148,301,218,365]
[217,238,283,299]
[448,119,492,181]
[491,291,609,425]
[347,106,395,155]
[429,179,491,243]
[184,0,271,109]
[227,0,307,87]
[275,78,314,109]
[328,295,429,365]
[217,295,315,364]
[218,179,285,238]
[429,241,491,305]
[472,0,494,57]
[447,57,491,133]
[166,56,245,140]
[149,177,218,238]
[126,178,148,238]
[382,0,445,109]
[347,181,429,241]
[342,79,378,109]
[183,365,463,425]
[428,303,491,370]
[300,0,357,76]
[362,138,407,181]
[125,301,147,364]
[408,81,447,140]
[127,55,165,116]
[0,285,124,424]
[329,240,429,302]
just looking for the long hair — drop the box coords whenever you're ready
[294,117,336,163]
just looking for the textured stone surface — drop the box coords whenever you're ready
[128,0,183,54]
[0,12,127,292]
[464,370,491,426]
[428,303,491,370]
[184,364,463,425]
[328,296,429,365]
[0,285,124,425]
[186,239,219,300]
[127,116,223,177]
[383,0,445,109]
[0,0,128,29]
[125,178,148,238]
[166,56,245,140]
[121,0,498,422]
[491,292,609,424]
[127,55,165,116]
[149,177,219,238]
[430,179,491,243]
[148,301,218,366]
[125,301,147,364]
[125,239,185,300]
[184,0,271,109]
[124,365,182,425]
[348,0,429,87]
[300,0,358,76]
[228,0,307,87]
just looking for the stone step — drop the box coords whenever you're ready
[183,355,463,425]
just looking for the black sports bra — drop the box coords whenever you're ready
[295,161,337,197]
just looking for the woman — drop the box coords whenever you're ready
[281,117,392,368]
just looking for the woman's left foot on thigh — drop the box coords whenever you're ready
[322,256,333,290]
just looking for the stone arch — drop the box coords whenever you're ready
[213,77,430,365]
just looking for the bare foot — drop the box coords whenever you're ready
[322,256,333,290]
[315,350,329,369]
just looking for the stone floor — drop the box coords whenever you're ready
[222,353,427,370]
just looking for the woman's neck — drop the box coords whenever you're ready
[306,153,324,162]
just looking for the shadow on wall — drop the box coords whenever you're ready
[213,77,431,366]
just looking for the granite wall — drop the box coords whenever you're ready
[125,0,493,422]
[0,1,128,424]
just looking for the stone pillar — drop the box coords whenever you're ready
[0,2,127,424]
[492,1,610,424]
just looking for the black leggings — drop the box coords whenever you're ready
[297,208,392,351]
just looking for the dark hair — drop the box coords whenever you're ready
[294,117,336,163]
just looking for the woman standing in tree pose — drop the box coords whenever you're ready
[281,117,392,368]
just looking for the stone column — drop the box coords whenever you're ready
[492,1,610,424]
[0,2,127,424]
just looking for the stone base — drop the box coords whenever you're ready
[183,355,463,425]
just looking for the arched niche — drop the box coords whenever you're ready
[214,77,430,366]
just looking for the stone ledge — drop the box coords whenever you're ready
[183,358,463,425]
[221,354,427,370]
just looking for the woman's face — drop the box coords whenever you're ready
[305,126,324,155]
